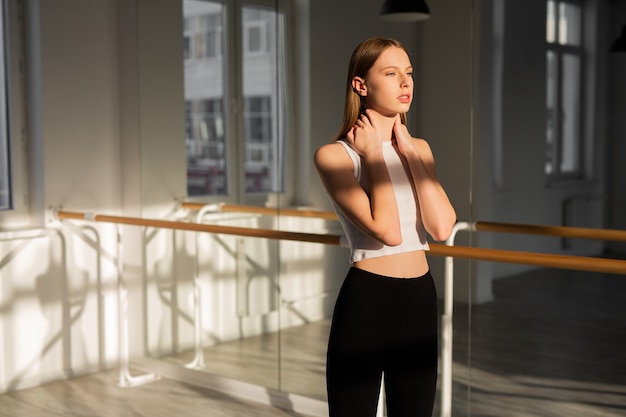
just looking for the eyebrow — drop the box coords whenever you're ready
[380,65,413,71]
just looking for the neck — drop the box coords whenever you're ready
[368,111,397,141]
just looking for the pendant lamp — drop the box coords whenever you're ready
[611,24,626,54]
[380,0,431,22]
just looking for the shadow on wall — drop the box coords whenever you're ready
[1,226,115,394]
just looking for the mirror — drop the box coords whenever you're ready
[145,0,288,393]
[462,0,626,416]
[137,0,625,415]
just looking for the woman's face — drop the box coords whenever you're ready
[361,46,413,117]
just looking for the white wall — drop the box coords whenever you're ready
[40,1,122,214]
[1,0,123,392]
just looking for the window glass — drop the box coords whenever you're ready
[183,1,226,197]
[546,0,557,43]
[547,0,581,46]
[545,0,584,179]
[242,5,285,194]
[558,1,581,46]
[560,53,581,173]
[1,0,11,211]
[545,50,556,175]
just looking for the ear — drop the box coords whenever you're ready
[352,76,367,97]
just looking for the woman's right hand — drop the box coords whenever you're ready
[346,110,383,158]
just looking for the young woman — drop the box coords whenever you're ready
[314,37,456,417]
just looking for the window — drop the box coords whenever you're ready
[243,12,268,55]
[545,0,584,179]
[183,0,288,201]
[184,11,222,61]
[185,98,226,195]
[0,0,28,226]
[1,0,11,210]
[244,96,273,192]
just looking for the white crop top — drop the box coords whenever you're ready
[330,140,429,263]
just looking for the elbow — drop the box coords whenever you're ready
[379,231,402,246]
[428,219,457,242]
[427,207,457,242]
[430,228,452,242]
[382,235,403,247]
[377,228,403,247]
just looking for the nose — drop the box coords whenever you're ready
[401,73,412,87]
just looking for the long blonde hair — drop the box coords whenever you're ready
[331,37,409,142]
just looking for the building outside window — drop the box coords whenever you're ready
[183,0,287,200]
[545,0,585,179]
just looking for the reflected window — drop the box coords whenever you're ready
[183,0,287,198]
[545,0,584,179]
[1,0,10,210]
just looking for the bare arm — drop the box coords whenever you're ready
[392,116,456,241]
[314,112,402,246]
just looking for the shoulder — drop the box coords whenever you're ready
[314,141,352,169]
[411,136,430,148]
[411,137,435,157]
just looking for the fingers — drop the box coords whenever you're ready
[346,127,355,142]
[392,114,404,131]
[393,116,409,136]
[362,109,376,126]
[355,113,372,128]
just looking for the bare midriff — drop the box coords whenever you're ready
[353,250,429,278]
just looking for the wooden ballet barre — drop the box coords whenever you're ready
[475,221,626,242]
[55,210,340,245]
[55,210,626,275]
[181,202,338,220]
[428,244,626,275]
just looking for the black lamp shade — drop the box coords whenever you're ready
[611,25,626,54]
[380,0,430,22]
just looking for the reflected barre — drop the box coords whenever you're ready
[428,244,626,274]
[475,220,626,242]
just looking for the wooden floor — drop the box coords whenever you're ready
[0,369,311,417]
[448,266,626,417]
[1,266,625,416]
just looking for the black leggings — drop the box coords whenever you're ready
[326,267,438,417]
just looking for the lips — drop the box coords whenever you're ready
[398,94,411,103]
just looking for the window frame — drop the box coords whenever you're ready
[183,0,294,206]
